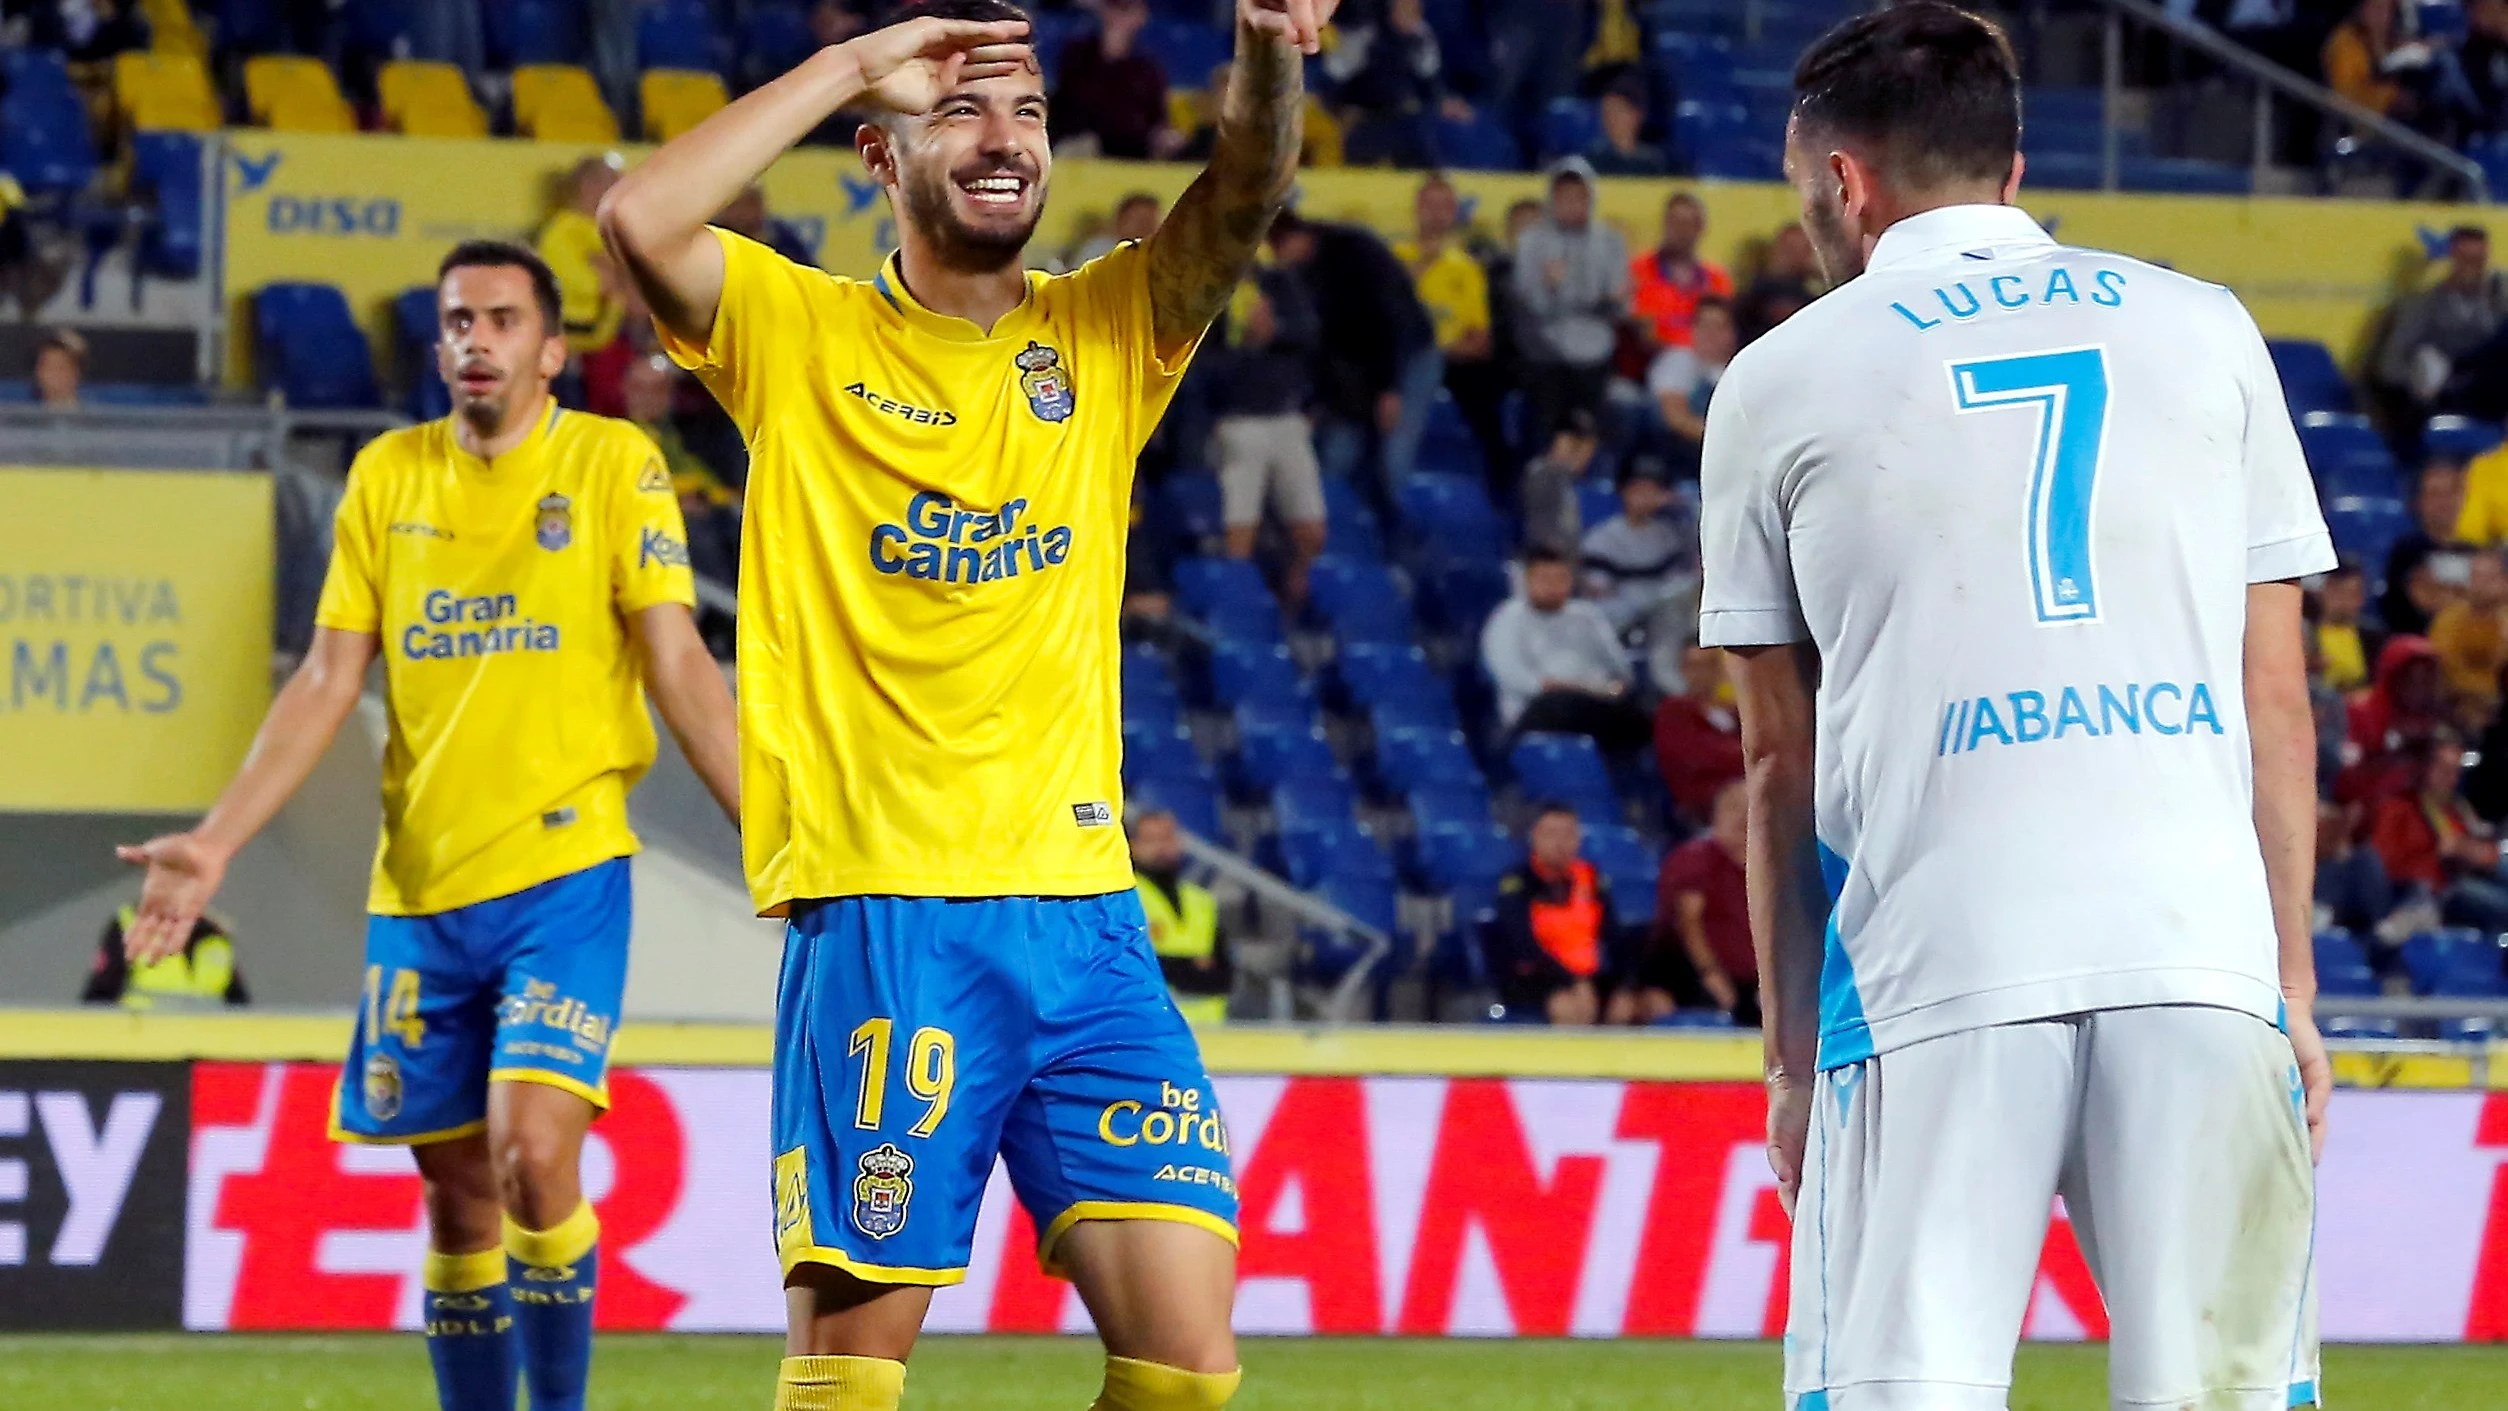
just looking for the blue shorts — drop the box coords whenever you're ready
[770,892,1237,1286]
[330,858,632,1145]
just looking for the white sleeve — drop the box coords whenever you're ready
[1697,369,1808,647]
[1646,348,1698,400]
[2232,300,2337,583]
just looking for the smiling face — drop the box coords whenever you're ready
[437,264,565,436]
[862,64,1052,273]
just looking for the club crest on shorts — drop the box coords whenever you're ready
[851,1143,915,1240]
[535,492,573,551]
[362,1052,403,1121]
[1014,341,1075,423]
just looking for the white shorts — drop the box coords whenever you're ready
[1786,1005,2319,1411]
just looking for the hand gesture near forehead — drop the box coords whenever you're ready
[850,13,1034,115]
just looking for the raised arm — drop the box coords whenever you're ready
[1144,0,1334,360]
[599,14,1033,345]
[2247,579,2330,1160]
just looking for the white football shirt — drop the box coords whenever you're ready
[1699,203,2333,1069]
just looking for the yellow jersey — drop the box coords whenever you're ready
[2462,443,2508,545]
[314,401,697,915]
[1392,239,1490,353]
[661,230,1196,912]
[537,207,623,354]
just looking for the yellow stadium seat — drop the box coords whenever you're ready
[245,55,354,131]
[137,0,206,57]
[1302,96,1344,168]
[379,61,488,138]
[513,65,619,143]
[115,50,219,131]
[639,69,727,142]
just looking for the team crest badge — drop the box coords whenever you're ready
[535,492,573,551]
[851,1143,915,1240]
[1014,341,1075,423]
[362,1052,402,1121]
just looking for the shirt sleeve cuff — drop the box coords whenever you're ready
[312,607,377,635]
[1697,606,1809,648]
[2247,530,2337,584]
[655,228,734,373]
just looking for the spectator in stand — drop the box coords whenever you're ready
[1067,191,1163,270]
[2310,558,2379,695]
[2369,729,2508,930]
[2461,0,2508,136]
[1480,545,1651,754]
[1484,0,1592,160]
[2451,417,2508,550]
[1735,223,1822,345]
[1584,75,1669,177]
[2378,226,2508,422]
[2348,635,2449,792]
[1488,802,1620,1025]
[1326,0,1473,169]
[1646,296,1736,472]
[1579,452,1696,641]
[1519,406,1600,553]
[33,326,84,409]
[1397,175,1512,488]
[1051,0,1180,159]
[1513,158,1628,442]
[2385,457,2469,632]
[1654,639,1743,825]
[715,183,817,269]
[538,155,627,363]
[1129,808,1232,1026]
[84,901,246,1009]
[1267,209,1440,491]
[1615,779,1758,1026]
[620,353,740,592]
[2323,0,2411,124]
[2314,797,2397,936]
[1208,268,1328,608]
[1628,192,1734,353]
[2431,546,2508,722]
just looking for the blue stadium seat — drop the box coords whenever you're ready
[1335,642,1445,715]
[2297,412,2402,501]
[638,0,724,75]
[1397,474,1509,560]
[1123,719,1207,786]
[1367,693,1460,739]
[1510,732,1617,814]
[1374,725,1482,796]
[1123,642,1183,707]
[2426,414,2506,462]
[1231,707,1341,796]
[1575,478,1620,534]
[1308,554,1404,617]
[1413,820,1516,890]
[1,84,97,196]
[2118,156,2252,196]
[1158,471,1226,543]
[392,285,450,420]
[213,0,287,53]
[487,0,586,66]
[253,282,380,409]
[1420,560,1511,634]
[2319,1016,2400,1040]
[2323,495,2413,573]
[2,49,77,99]
[1539,97,1600,161]
[1319,475,1386,558]
[1650,1009,1737,1029]
[1138,20,1229,85]
[1129,772,1222,838]
[1418,393,1482,479]
[2316,962,2380,999]
[2267,339,2354,415]
[1320,590,1415,649]
[1281,822,1396,888]
[1434,111,1523,171]
[1582,824,1657,884]
[132,132,206,279]
[1208,639,1309,711]
[1174,557,1284,642]
[1407,781,1492,832]
[2313,929,2368,971]
[2401,929,2498,995]
[1302,873,1404,986]
[738,2,816,88]
[2441,1017,2500,1043]
[1272,775,1358,830]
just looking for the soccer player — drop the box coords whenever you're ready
[598,0,1323,1405]
[1700,7,2332,1410]
[116,241,741,1411]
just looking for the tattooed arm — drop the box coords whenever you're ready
[1145,0,1336,360]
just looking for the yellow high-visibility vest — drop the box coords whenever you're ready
[112,905,238,1009]
[1135,875,1226,1026]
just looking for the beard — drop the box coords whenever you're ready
[900,155,1046,275]
[1800,183,1865,287]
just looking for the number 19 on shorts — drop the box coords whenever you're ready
[1948,345,2112,626]
[848,1018,955,1138]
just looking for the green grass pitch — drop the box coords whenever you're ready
[2,1336,2503,1409]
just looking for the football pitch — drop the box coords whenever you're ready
[3,1336,2503,1409]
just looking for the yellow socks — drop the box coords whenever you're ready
[773,1354,907,1410]
[1091,1356,1242,1410]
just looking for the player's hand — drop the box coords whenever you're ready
[841,15,1033,115]
[1703,968,1739,1012]
[1765,1070,1813,1219]
[2286,1006,2333,1164]
[1240,0,1337,56]
[113,832,230,965]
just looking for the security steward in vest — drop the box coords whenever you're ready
[85,904,249,1008]
[1128,807,1231,1025]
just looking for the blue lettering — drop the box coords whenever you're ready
[905,492,953,538]
[638,527,689,570]
[2098,683,2140,735]
[2054,686,2098,739]
[1946,699,1970,754]
[2091,270,2127,307]
[139,641,180,712]
[1937,700,1961,756]
[12,639,65,710]
[79,643,127,711]
[1891,301,1942,332]
[2008,690,2050,743]
[870,523,908,574]
[998,498,1028,538]
[2186,681,2222,735]
[945,545,982,581]
[1042,525,1073,565]
[2147,681,2184,735]
[149,581,178,623]
[1936,283,1982,319]
[1989,275,2031,309]
[905,541,943,580]
[2043,267,2080,303]
[1967,695,2014,749]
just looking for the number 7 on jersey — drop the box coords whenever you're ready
[1947,346,2112,625]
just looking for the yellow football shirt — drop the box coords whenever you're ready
[661,229,1197,912]
[314,401,697,915]
[537,208,623,355]
[2462,443,2508,545]
[1393,239,1490,353]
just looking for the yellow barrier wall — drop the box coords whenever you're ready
[222,132,2482,388]
[0,468,274,812]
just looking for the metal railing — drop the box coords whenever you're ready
[0,401,407,471]
[1176,826,1394,1024]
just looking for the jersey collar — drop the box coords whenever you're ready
[446,395,561,475]
[873,252,1046,343]
[1864,204,2054,275]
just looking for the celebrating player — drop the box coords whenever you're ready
[599,0,1321,1405]
[1702,6,2331,1409]
[116,241,741,1411]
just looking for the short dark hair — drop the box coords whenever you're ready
[878,0,1029,26]
[1665,190,1704,214]
[438,240,564,335]
[2452,224,2490,245]
[1792,2,2020,191]
[1116,190,1160,214]
[1530,800,1580,825]
[1524,545,1573,571]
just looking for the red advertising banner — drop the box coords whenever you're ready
[183,1063,2508,1339]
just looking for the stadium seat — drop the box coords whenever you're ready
[2400,929,2497,995]
[1280,821,1396,889]
[1334,642,1449,716]
[254,282,381,409]
[1413,819,1516,891]
[1128,772,1223,838]
[2322,494,2413,572]
[1651,1009,1738,1029]
[1582,824,1656,884]
[1231,706,1342,796]
[1510,732,1619,820]
[1367,693,1461,742]
[2440,1017,2499,1043]
[514,65,621,143]
[1432,111,1522,171]
[488,0,588,67]
[738,2,817,89]
[132,132,206,280]
[1302,874,1403,986]
[1319,477,1385,558]
[1157,471,1225,543]
[639,0,725,76]
[0,81,97,196]
[116,51,222,132]
[1397,474,1509,561]
[1208,639,1310,711]
[2267,339,2354,415]
[2297,412,2402,501]
[1407,781,1492,831]
[379,61,489,139]
[1123,718,1208,786]
[2118,156,2251,196]
[642,69,731,141]
[1418,394,1481,479]
[1420,560,1511,635]
[2316,962,2379,999]
[1122,643,1184,721]
[1174,557,1284,641]
[1374,726,1482,796]
[2318,1016,2400,1040]
[2426,414,2506,462]
[245,56,356,133]
[1272,776,1360,834]
[1539,97,1601,161]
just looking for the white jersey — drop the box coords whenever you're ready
[1698,203,2333,1070]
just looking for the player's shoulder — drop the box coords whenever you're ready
[1042,240,1150,304]
[1714,288,1853,409]
[2053,241,2253,325]
[347,418,446,482]
[550,408,672,489]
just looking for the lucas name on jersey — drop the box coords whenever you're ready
[1889,262,2130,333]
[869,490,1074,586]
[1934,679,2224,757]
[401,588,562,661]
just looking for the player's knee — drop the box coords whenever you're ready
[490,1124,575,1209]
[1093,1357,1240,1411]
